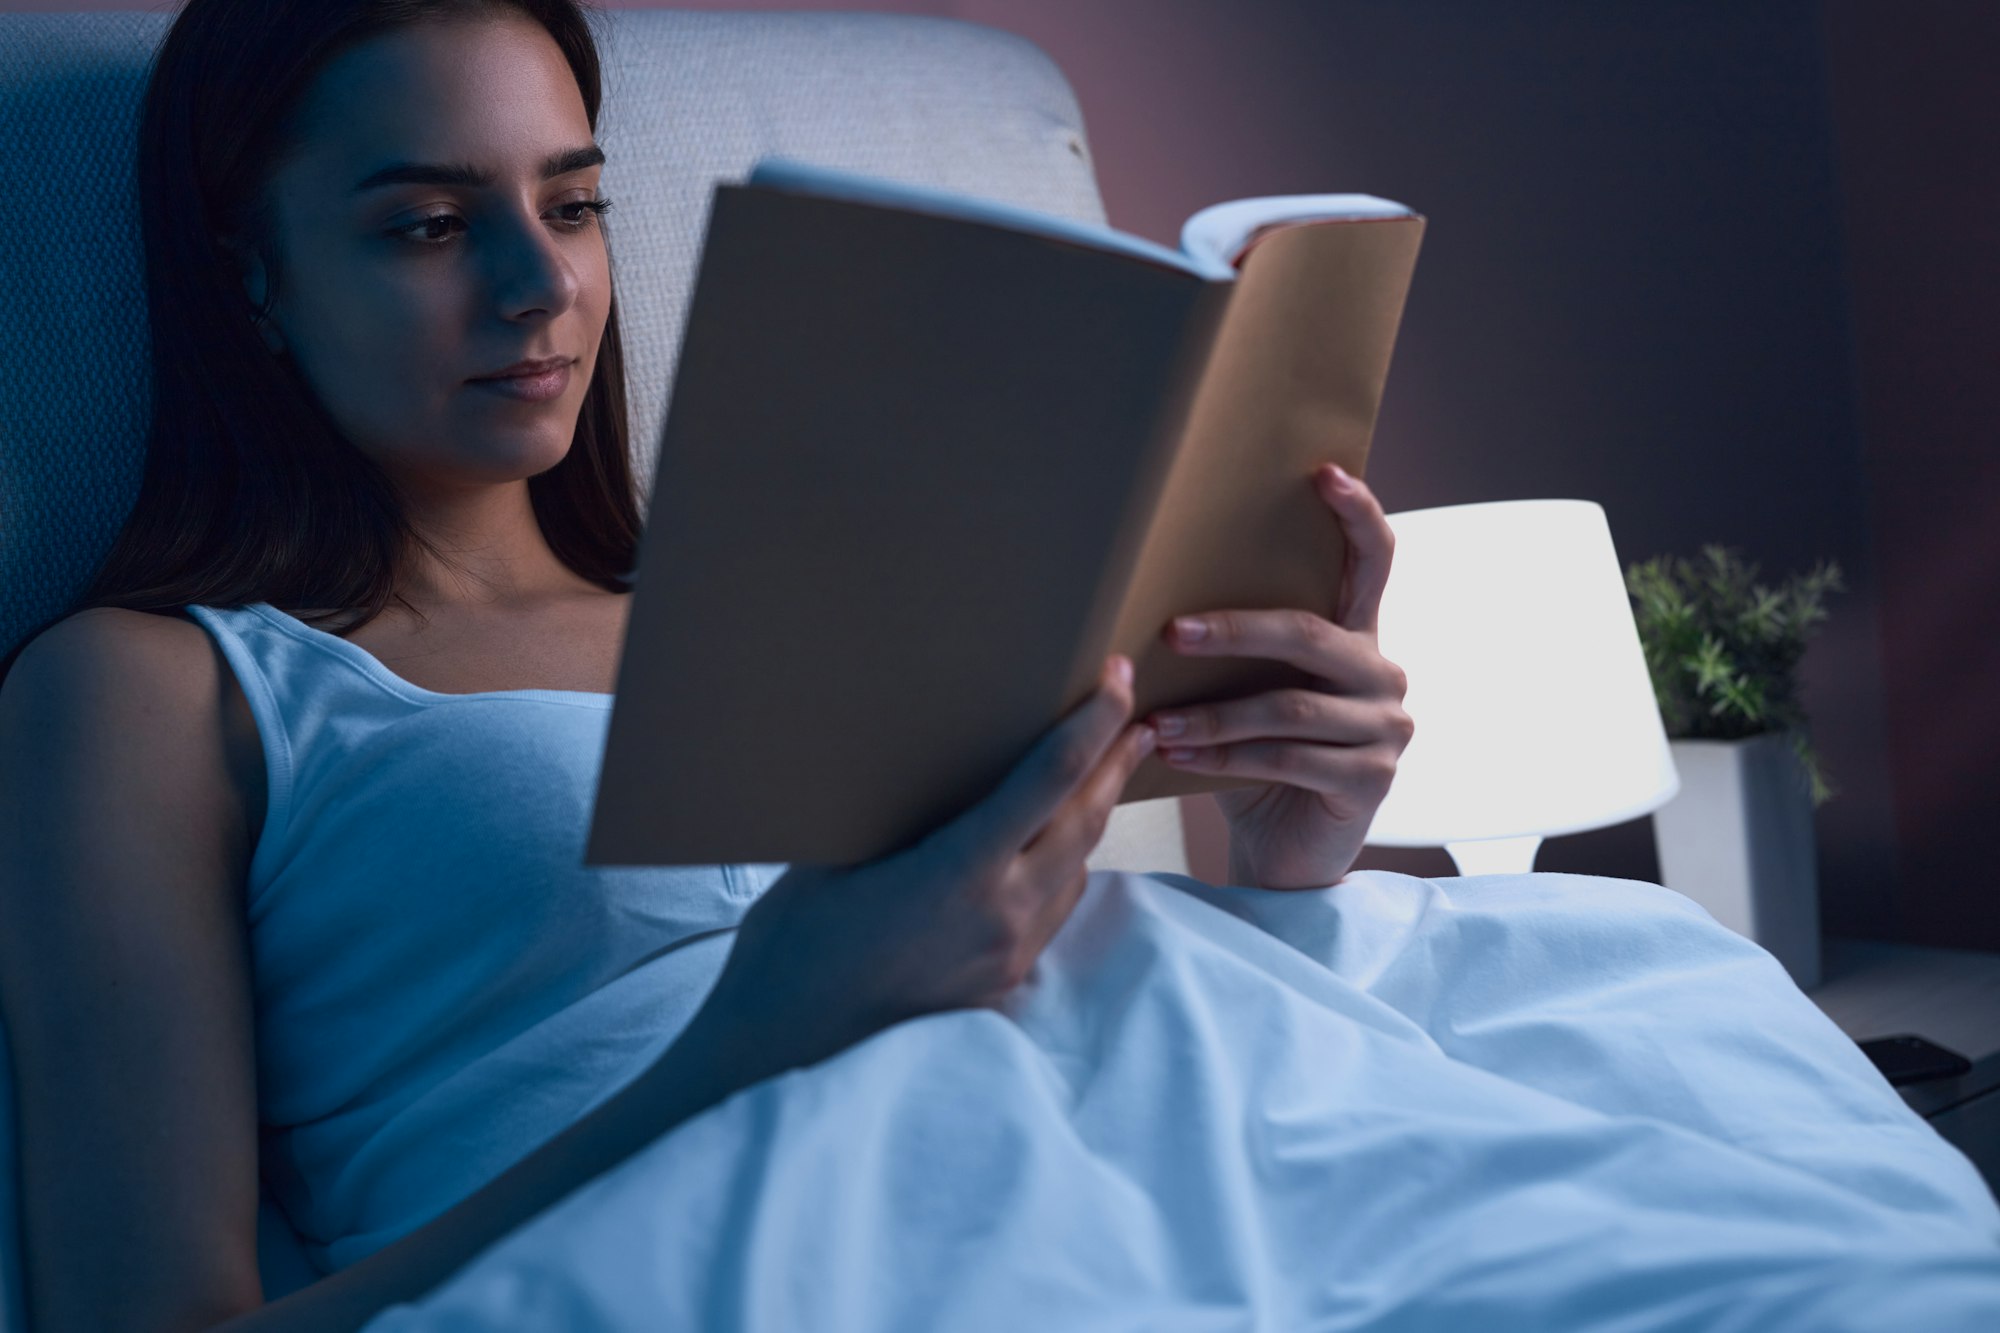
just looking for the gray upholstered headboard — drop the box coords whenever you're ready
[0,6,1107,662]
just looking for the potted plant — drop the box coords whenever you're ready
[1625,544,1845,989]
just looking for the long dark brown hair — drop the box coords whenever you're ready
[2,0,638,684]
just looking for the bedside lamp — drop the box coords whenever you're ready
[1363,499,1680,876]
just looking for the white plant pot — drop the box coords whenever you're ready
[1650,729,1821,990]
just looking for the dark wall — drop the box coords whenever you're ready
[1819,0,2000,949]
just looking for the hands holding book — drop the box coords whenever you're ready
[1144,463,1414,892]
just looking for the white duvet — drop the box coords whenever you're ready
[351,868,2000,1331]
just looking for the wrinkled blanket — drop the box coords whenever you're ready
[362,869,2000,1331]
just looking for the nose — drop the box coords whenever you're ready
[486,208,582,321]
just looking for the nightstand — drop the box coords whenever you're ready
[1807,936,2000,1197]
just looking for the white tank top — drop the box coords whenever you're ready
[184,601,786,1273]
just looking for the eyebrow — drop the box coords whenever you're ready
[350,143,606,194]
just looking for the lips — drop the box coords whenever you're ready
[471,355,572,381]
[469,359,572,403]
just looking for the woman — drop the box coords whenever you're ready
[5,2,1996,1331]
[0,0,1405,1323]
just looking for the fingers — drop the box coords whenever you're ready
[1017,712,1157,918]
[947,654,1136,865]
[1316,463,1394,634]
[1011,716,1157,967]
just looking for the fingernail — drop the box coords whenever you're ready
[1173,617,1208,643]
[1328,464,1355,492]
[1135,725,1158,757]
[1112,655,1133,687]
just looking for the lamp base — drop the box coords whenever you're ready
[1443,835,1544,877]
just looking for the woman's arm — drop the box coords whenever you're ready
[0,611,781,1333]
[0,610,267,1331]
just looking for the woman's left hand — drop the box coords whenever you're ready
[1145,463,1415,891]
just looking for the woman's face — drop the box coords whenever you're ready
[240,15,611,500]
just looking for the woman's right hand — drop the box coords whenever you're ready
[691,653,1158,1075]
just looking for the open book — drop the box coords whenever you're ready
[585,157,1424,867]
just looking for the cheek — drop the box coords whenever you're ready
[580,251,612,357]
[292,269,461,439]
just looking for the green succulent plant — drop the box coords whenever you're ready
[1624,544,1845,808]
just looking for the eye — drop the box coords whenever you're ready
[390,196,614,247]
[394,213,465,245]
[555,196,614,228]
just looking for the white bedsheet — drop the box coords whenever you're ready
[354,868,2000,1331]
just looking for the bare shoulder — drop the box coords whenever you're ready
[2,606,255,866]
[6,607,214,735]
[12,603,207,677]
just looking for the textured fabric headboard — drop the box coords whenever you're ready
[0,6,1108,659]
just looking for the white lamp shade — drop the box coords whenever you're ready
[1363,499,1680,847]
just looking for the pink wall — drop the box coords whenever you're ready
[1821,1,2000,948]
[8,1,1995,944]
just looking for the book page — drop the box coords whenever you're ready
[1181,193,1415,271]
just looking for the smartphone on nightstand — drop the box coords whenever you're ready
[1858,1034,1973,1086]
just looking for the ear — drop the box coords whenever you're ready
[219,237,285,355]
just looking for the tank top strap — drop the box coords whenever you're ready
[181,602,421,897]
[184,604,300,880]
